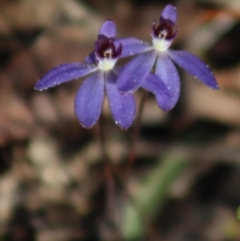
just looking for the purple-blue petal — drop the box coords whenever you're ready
[117,51,157,93]
[155,54,180,111]
[84,52,96,64]
[161,4,177,25]
[98,20,116,39]
[113,66,123,75]
[74,71,104,128]
[168,50,219,89]
[114,38,152,58]
[106,72,136,129]
[35,63,97,91]
[141,73,172,112]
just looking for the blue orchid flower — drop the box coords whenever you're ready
[35,20,136,129]
[117,4,219,111]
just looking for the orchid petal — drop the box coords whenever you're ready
[113,66,123,75]
[98,20,116,39]
[155,54,180,111]
[161,4,177,25]
[141,73,172,111]
[74,72,104,128]
[35,63,97,91]
[168,50,219,89]
[114,38,152,58]
[117,51,157,93]
[84,52,96,64]
[106,72,136,129]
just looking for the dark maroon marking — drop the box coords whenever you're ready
[97,38,122,59]
[153,19,175,40]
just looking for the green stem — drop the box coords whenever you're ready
[122,152,188,240]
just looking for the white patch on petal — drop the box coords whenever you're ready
[152,37,172,52]
[98,58,117,71]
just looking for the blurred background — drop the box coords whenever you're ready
[0,0,240,240]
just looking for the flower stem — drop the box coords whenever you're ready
[125,90,148,177]
[98,114,116,221]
